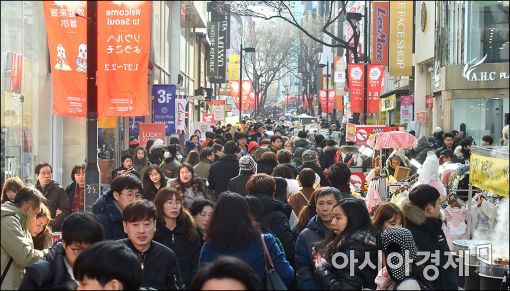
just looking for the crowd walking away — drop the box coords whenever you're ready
[1,118,509,290]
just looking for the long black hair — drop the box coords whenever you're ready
[206,192,261,251]
[323,198,374,260]
[142,165,167,201]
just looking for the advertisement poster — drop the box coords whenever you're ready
[426,95,434,109]
[351,172,368,193]
[192,122,210,136]
[347,124,400,146]
[400,95,414,123]
[470,151,509,197]
[348,64,364,113]
[210,100,225,121]
[138,123,165,148]
[175,97,188,132]
[43,1,87,116]
[380,94,397,112]
[227,53,239,81]
[97,1,151,116]
[367,64,384,113]
[202,113,214,124]
[389,1,413,76]
[152,84,176,135]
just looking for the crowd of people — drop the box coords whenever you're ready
[1,117,508,290]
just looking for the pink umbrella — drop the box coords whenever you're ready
[370,131,418,150]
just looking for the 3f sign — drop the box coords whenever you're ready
[157,89,172,103]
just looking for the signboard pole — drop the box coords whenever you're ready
[239,42,243,124]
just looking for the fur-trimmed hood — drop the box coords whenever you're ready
[401,198,445,226]
[454,145,464,159]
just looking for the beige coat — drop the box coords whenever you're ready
[1,202,45,290]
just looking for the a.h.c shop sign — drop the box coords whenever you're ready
[438,58,509,90]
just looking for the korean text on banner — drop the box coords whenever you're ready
[470,152,509,197]
[97,1,151,117]
[389,1,413,76]
[139,123,165,148]
[43,2,87,117]
[426,95,434,109]
[367,64,384,113]
[202,113,214,124]
[152,84,176,135]
[348,64,365,113]
[229,80,251,111]
[380,94,397,112]
[400,95,414,123]
[211,100,225,122]
[175,98,188,132]
[318,90,335,114]
[371,1,389,66]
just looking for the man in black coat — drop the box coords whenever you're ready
[401,184,458,290]
[227,155,257,196]
[208,141,241,200]
[298,150,331,187]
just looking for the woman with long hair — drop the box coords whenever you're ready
[1,177,25,204]
[314,198,378,290]
[371,202,404,233]
[184,150,200,167]
[188,199,214,244]
[198,192,294,287]
[170,163,210,208]
[28,203,53,250]
[153,188,201,288]
[142,165,167,201]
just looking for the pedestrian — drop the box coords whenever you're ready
[160,144,182,179]
[1,187,47,290]
[194,147,215,179]
[153,188,201,288]
[133,146,150,177]
[314,198,378,290]
[111,153,140,180]
[184,134,202,157]
[170,163,210,208]
[288,168,318,216]
[1,176,25,204]
[34,162,70,231]
[207,141,241,200]
[119,200,183,290]
[269,135,284,154]
[326,162,359,199]
[190,256,259,290]
[198,192,294,287]
[142,164,167,202]
[20,212,104,290]
[92,174,143,240]
[249,123,267,143]
[189,199,214,244]
[299,150,330,187]
[227,155,257,196]
[148,138,166,165]
[371,202,404,233]
[237,132,249,156]
[247,141,260,158]
[28,203,53,250]
[320,139,339,170]
[481,135,494,146]
[246,174,296,268]
[294,187,343,290]
[454,137,472,164]
[73,240,142,290]
[211,144,224,162]
[65,163,86,213]
[434,132,455,158]
[257,151,278,175]
[401,184,458,289]
[284,140,294,153]
[375,227,432,290]
[272,164,300,195]
[294,131,312,150]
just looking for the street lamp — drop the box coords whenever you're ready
[239,43,255,123]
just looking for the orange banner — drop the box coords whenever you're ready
[43,2,87,116]
[97,1,151,116]
[389,1,413,76]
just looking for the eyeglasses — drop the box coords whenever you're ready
[120,191,142,200]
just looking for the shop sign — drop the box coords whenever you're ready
[202,113,214,124]
[389,1,413,76]
[346,123,357,142]
[416,112,427,123]
[470,152,509,197]
[371,1,389,66]
[425,95,433,109]
[347,124,400,146]
[367,64,384,113]
[210,100,225,121]
[442,61,509,90]
[380,94,396,111]
[152,84,176,135]
[139,123,165,148]
[462,55,510,82]
[348,64,365,113]
[351,172,368,192]
[400,95,413,123]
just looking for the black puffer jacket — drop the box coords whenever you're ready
[314,229,378,290]
[92,191,126,240]
[320,145,339,170]
[401,198,458,290]
[19,242,77,290]
[35,180,70,231]
[254,193,296,268]
[153,223,202,288]
[207,155,240,200]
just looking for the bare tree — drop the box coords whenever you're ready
[233,22,296,116]
[219,1,363,62]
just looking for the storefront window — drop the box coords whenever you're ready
[467,1,509,63]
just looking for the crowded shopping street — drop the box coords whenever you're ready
[1,1,509,290]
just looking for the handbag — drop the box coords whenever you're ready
[260,235,288,290]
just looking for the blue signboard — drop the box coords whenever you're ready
[152,84,176,135]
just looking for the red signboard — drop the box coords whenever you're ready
[202,113,214,124]
[347,124,400,146]
[426,95,434,109]
[351,172,368,193]
[367,64,384,113]
[417,112,427,123]
[139,123,165,148]
[348,64,365,113]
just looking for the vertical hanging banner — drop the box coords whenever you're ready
[152,84,176,135]
[389,1,413,76]
[371,1,389,66]
[367,64,384,113]
[334,56,346,96]
[400,95,414,123]
[210,100,225,122]
[175,97,188,132]
[229,80,251,111]
[327,90,335,114]
[43,1,87,116]
[227,54,239,81]
[248,91,255,110]
[348,64,365,113]
[426,95,434,109]
[97,1,151,116]
[138,123,165,148]
[318,91,334,114]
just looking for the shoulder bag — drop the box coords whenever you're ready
[260,235,288,290]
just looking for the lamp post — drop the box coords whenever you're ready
[239,42,255,124]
